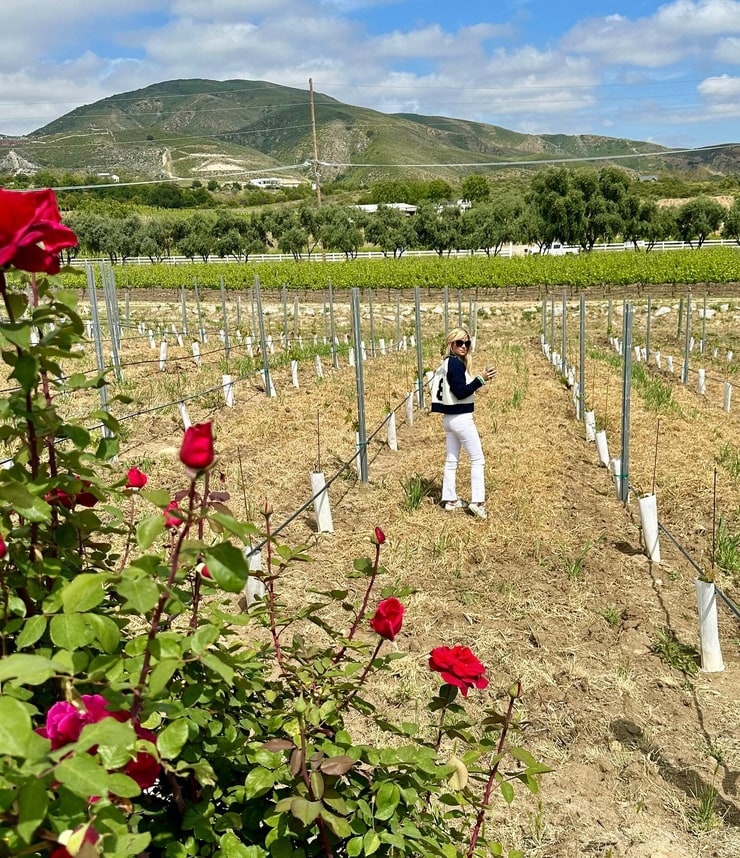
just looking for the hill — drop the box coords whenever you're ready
[2,78,739,185]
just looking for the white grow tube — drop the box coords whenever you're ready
[695,579,724,672]
[638,493,661,563]
[595,430,610,468]
[310,471,334,533]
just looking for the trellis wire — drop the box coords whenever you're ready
[350,288,368,483]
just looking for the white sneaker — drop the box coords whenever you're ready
[468,502,487,520]
[443,499,465,511]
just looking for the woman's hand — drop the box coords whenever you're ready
[483,367,497,382]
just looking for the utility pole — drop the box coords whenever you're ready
[309,78,322,208]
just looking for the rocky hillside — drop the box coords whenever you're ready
[2,78,739,184]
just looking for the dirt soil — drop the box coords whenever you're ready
[100,289,739,857]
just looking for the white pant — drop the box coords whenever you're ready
[441,412,486,504]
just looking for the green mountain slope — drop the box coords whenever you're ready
[3,78,738,184]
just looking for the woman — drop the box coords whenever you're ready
[430,327,496,519]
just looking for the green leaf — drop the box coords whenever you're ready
[16,614,48,649]
[116,574,161,613]
[244,767,275,800]
[0,653,66,684]
[11,352,37,389]
[136,514,166,551]
[207,512,259,543]
[0,483,50,522]
[374,781,400,820]
[55,752,111,799]
[352,557,373,575]
[78,719,136,769]
[95,435,119,460]
[500,781,515,805]
[107,773,142,798]
[219,832,268,858]
[149,658,180,697]
[6,292,29,320]
[200,652,234,684]
[190,623,220,655]
[17,777,48,844]
[318,809,352,838]
[363,831,381,856]
[140,488,173,507]
[203,542,250,593]
[347,837,363,858]
[87,614,121,653]
[290,798,322,826]
[0,697,33,756]
[61,573,108,613]
[49,613,93,650]
[158,719,189,759]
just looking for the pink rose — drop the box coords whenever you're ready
[180,422,214,471]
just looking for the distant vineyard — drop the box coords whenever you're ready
[72,247,740,293]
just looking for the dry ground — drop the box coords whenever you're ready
[63,291,740,857]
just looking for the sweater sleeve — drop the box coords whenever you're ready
[446,356,484,400]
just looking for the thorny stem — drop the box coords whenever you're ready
[337,637,383,711]
[0,271,39,613]
[132,478,198,722]
[333,541,381,664]
[0,568,9,657]
[190,472,209,629]
[263,509,285,669]
[433,684,456,753]
[466,680,522,858]
[118,493,137,571]
[297,715,334,858]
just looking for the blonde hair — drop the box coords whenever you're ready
[444,327,474,372]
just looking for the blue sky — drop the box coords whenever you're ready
[1,0,739,153]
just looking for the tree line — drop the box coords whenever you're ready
[62,167,740,264]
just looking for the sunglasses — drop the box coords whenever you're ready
[453,340,471,348]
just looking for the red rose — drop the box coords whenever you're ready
[126,467,148,489]
[164,501,182,529]
[198,563,212,579]
[0,188,77,275]
[428,645,489,697]
[180,422,214,471]
[370,597,405,641]
[74,480,98,508]
[372,526,386,545]
[125,724,160,790]
[45,487,75,508]
[0,533,6,559]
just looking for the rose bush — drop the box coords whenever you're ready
[0,189,548,858]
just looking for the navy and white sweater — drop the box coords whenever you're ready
[430,354,484,414]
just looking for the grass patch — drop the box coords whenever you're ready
[713,515,740,577]
[400,473,434,510]
[651,628,699,676]
[631,363,676,412]
[716,443,740,480]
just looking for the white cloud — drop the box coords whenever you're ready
[561,0,740,68]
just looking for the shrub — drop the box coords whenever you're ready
[0,189,548,858]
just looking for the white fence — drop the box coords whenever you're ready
[76,238,740,268]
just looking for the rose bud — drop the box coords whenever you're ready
[371,526,386,546]
[126,467,148,489]
[180,422,214,472]
[370,597,405,641]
